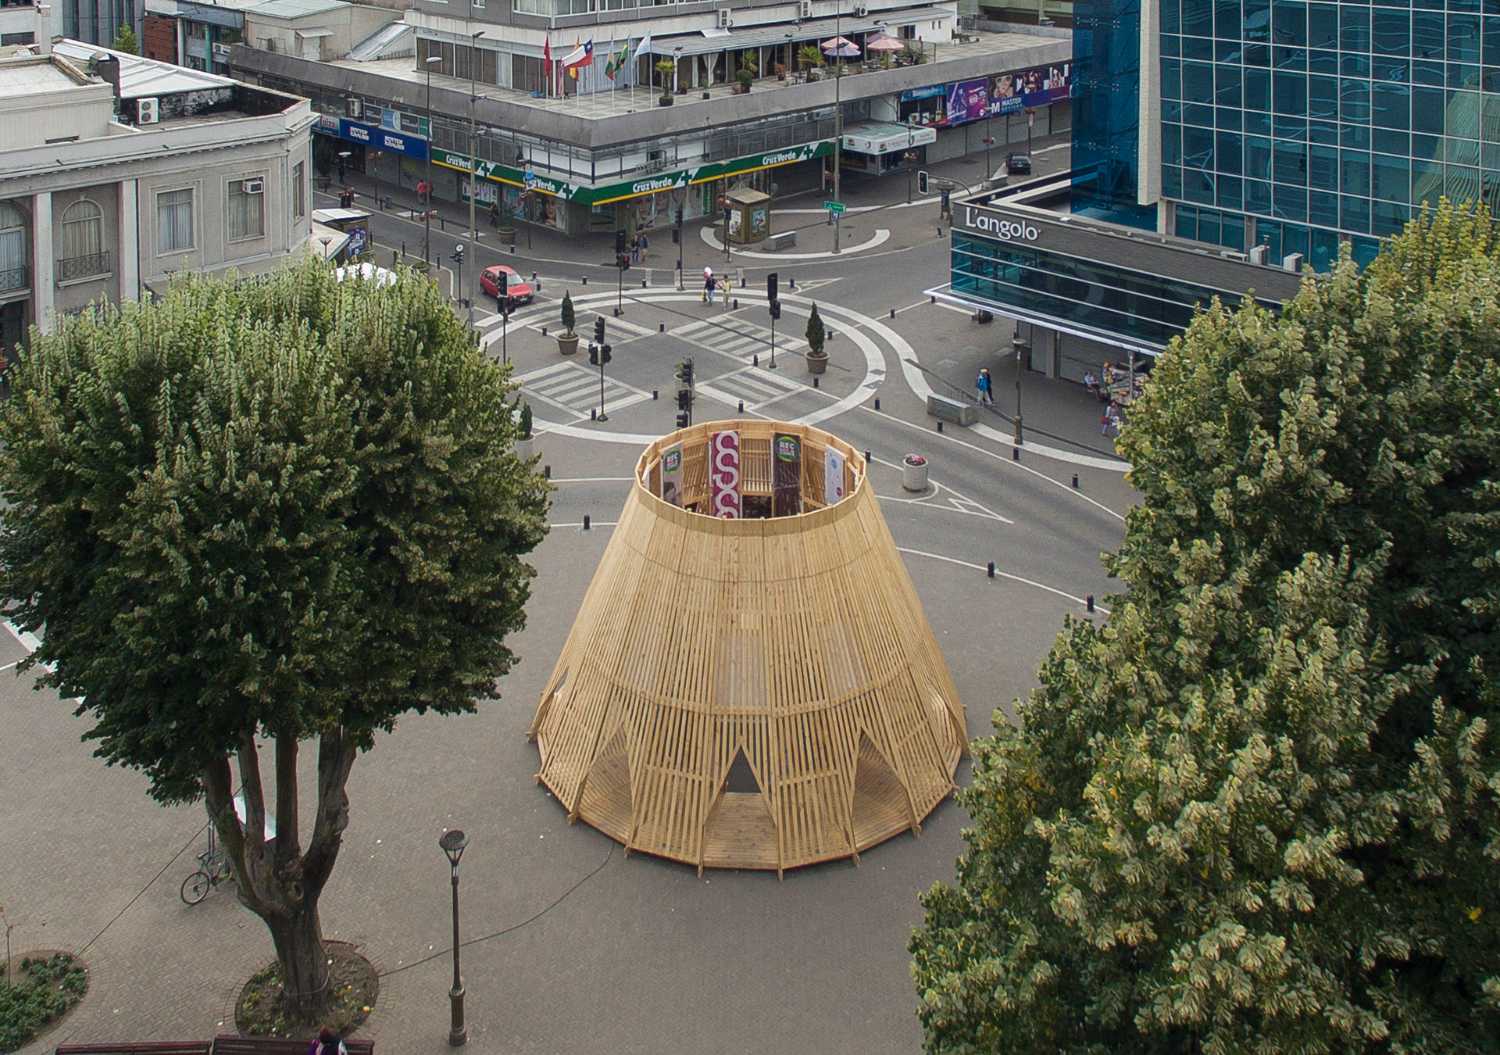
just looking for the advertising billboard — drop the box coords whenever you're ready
[710,431,742,519]
[992,62,1073,115]
[946,79,991,126]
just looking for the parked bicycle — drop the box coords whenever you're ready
[180,826,233,905]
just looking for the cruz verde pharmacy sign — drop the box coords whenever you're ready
[433,141,834,207]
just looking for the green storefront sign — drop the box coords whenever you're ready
[432,141,834,207]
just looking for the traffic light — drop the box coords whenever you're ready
[917,170,930,195]
[671,227,680,244]
[675,359,694,388]
[617,252,630,271]
[451,242,465,265]
[769,300,781,320]
[496,268,508,297]
[615,229,627,255]
[767,272,778,302]
[676,389,692,410]
[940,188,951,213]
[588,343,599,365]
[675,206,684,226]
[675,411,691,428]
[594,316,606,345]
[600,343,612,365]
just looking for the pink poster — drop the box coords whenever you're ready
[710,430,742,519]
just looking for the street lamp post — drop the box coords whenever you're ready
[1013,330,1026,446]
[466,26,486,330]
[832,2,843,254]
[439,830,469,1047]
[423,54,442,265]
[336,149,351,185]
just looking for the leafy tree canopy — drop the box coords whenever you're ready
[911,202,1500,1055]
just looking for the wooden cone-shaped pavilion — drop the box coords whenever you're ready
[529,421,965,875]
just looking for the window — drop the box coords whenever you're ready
[157,188,194,254]
[226,178,265,241]
[0,200,26,292]
[292,162,306,221]
[58,199,108,281]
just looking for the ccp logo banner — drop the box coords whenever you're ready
[710,430,742,519]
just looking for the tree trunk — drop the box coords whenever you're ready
[266,902,329,1021]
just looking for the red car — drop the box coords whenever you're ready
[480,265,534,307]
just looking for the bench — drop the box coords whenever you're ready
[57,1045,209,1054]
[927,394,978,426]
[764,230,798,251]
[212,1037,373,1055]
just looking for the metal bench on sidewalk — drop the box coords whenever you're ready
[212,1036,373,1055]
[927,394,979,427]
[56,1044,209,1054]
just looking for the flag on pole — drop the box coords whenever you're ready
[632,33,652,61]
[563,38,593,79]
[543,36,552,96]
[604,39,631,80]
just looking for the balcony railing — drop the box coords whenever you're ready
[0,264,27,292]
[55,251,111,283]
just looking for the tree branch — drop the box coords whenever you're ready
[237,731,268,854]
[203,754,244,866]
[274,730,302,870]
[302,728,358,892]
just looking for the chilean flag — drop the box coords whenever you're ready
[561,39,594,74]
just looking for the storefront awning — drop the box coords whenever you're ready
[841,121,937,154]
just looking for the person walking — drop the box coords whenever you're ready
[703,267,716,304]
[489,200,500,229]
[637,230,649,261]
[976,368,995,406]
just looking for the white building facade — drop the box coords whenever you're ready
[0,22,315,354]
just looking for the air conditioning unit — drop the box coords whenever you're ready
[346,96,362,118]
[717,8,733,27]
[853,2,868,15]
[1282,251,1304,272]
[136,97,160,124]
[798,0,812,16]
[242,178,265,195]
[1247,244,1270,265]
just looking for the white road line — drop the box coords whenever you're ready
[880,494,1014,524]
[896,547,1111,614]
[0,660,19,673]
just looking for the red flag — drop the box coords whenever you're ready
[543,37,552,96]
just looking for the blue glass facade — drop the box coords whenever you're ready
[1073,0,1160,227]
[1161,0,1500,271]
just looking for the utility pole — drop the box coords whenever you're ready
[466,24,484,328]
[591,317,611,421]
[833,1,843,255]
[423,54,442,265]
[1013,329,1026,445]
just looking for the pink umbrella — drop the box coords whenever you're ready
[865,35,906,52]
[820,36,861,57]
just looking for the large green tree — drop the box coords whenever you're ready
[911,203,1500,1054]
[0,262,549,1019]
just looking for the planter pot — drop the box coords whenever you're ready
[806,351,828,375]
[659,96,674,107]
[901,455,930,493]
[557,333,580,356]
[515,436,534,460]
[499,226,517,246]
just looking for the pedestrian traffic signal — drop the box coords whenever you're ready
[496,268,508,297]
[917,170,930,195]
[594,317,606,344]
[617,252,630,271]
[600,343,612,365]
[676,411,691,428]
[767,272,778,302]
[588,343,599,365]
[615,229,627,255]
[675,206,684,227]
[769,300,781,320]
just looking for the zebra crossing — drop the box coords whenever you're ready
[697,365,807,411]
[669,318,807,364]
[513,361,651,418]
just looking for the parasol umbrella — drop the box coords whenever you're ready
[820,36,861,58]
[864,35,906,52]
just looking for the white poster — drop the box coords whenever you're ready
[710,430,742,518]
[660,442,684,507]
[824,448,845,506]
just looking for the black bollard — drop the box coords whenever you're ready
[929,294,935,304]
[641,278,648,288]
[733,298,740,309]
[738,401,744,412]
[1072,473,1079,489]
[591,407,597,421]
[987,561,996,578]
[789,276,796,290]
[582,276,588,285]
[813,376,820,388]
[874,397,881,411]
[652,389,659,400]
[541,326,548,336]
[660,322,665,332]
[583,515,591,531]
[1012,447,1020,460]
[401,241,407,256]
[937,421,944,432]
[864,449,872,463]
[544,465,552,479]
[753,354,759,366]
[1086,594,1095,613]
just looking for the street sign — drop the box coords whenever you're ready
[823,200,846,215]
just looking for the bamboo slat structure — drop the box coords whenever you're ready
[529,421,965,876]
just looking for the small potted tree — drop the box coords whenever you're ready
[656,58,676,106]
[805,303,828,375]
[558,291,579,355]
[515,400,535,459]
[736,67,754,93]
[775,62,787,82]
[798,45,824,81]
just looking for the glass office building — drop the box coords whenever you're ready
[1161,0,1500,271]
[1073,0,1159,227]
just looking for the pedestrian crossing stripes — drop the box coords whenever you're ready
[669,318,807,364]
[514,361,650,418]
[697,366,806,410]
